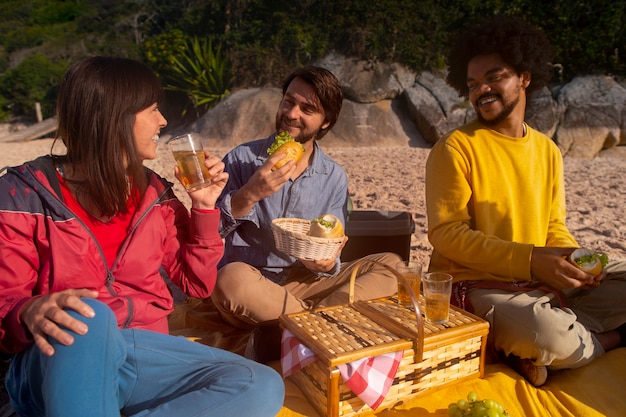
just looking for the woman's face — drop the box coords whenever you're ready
[133,103,167,161]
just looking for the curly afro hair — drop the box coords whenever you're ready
[446,15,555,97]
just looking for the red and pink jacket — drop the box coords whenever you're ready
[0,155,223,354]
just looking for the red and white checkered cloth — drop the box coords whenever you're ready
[281,329,404,410]
[281,329,318,378]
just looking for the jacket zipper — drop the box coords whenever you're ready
[112,188,168,328]
[25,164,172,328]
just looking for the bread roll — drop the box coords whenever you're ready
[267,131,305,171]
[271,141,304,170]
[308,214,344,238]
[569,248,607,276]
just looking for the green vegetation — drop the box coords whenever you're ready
[146,33,233,118]
[0,54,67,120]
[1,0,625,124]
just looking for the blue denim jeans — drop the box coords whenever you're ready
[6,299,284,417]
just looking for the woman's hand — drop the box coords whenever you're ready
[19,289,99,356]
[176,151,229,210]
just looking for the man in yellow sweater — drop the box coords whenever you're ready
[426,15,626,386]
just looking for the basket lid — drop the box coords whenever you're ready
[280,304,412,367]
[355,297,490,344]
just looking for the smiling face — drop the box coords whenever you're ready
[275,76,330,147]
[133,103,167,161]
[467,54,530,130]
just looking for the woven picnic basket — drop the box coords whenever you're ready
[279,259,490,417]
[271,217,343,260]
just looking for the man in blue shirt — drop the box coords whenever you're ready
[213,66,401,362]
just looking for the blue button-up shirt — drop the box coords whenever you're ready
[217,134,349,283]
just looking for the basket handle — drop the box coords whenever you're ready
[348,258,424,363]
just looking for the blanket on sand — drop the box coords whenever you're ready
[170,298,626,417]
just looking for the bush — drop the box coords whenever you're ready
[0,95,10,123]
[1,0,625,121]
[144,32,232,117]
[0,54,67,121]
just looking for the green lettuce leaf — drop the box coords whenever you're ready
[267,131,300,155]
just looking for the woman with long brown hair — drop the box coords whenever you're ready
[0,56,284,417]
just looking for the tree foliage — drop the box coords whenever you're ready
[0,54,67,120]
[0,0,624,123]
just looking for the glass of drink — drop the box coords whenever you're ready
[167,133,212,192]
[422,272,453,324]
[395,261,422,306]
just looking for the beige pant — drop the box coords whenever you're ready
[468,260,626,370]
[212,252,402,328]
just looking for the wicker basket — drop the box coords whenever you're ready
[272,217,343,260]
[279,260,490,417]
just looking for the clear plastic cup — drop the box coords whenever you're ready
[395,261,422,306]
[167,133,211,191]
[422,272,453,324]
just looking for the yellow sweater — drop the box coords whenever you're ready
[425,121,577,282]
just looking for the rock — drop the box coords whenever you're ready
[189,88,282,148]
[316,52,417,103]
[598,145,626,158]
[526,87,561,138]
[186,72,426,149]
[178,54,626,158]
[323,98,425,147]
[403,72,473,145]
[555,75,626,158]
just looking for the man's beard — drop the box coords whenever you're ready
[475,93,519,127]
[275,118,318,145]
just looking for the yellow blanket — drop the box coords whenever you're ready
[273,349,626,417]
[170,298,626,417]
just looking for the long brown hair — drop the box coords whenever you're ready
[55,56,163,217]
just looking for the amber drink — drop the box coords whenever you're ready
[395,261,422,306]
[422,272,453,324]
[168,133,211,191]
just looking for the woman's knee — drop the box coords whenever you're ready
[62,298,118,339]
[248,364,285,414]
[66,298,111,317]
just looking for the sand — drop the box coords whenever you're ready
[1,138,625,269]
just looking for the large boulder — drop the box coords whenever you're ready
[526,87,561,138]
[555,75,626,158]
[323,98,424,147]
[403,72,473,145]
[317,52,417,103]
[188,85,424,148]
[179,54,626,158]
[190,87,282,148]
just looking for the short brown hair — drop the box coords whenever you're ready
[281,66,343,140]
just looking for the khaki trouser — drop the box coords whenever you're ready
[468,260,626,370]
[212,252,402,328]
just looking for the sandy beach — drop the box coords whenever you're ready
[1,138,625,269]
